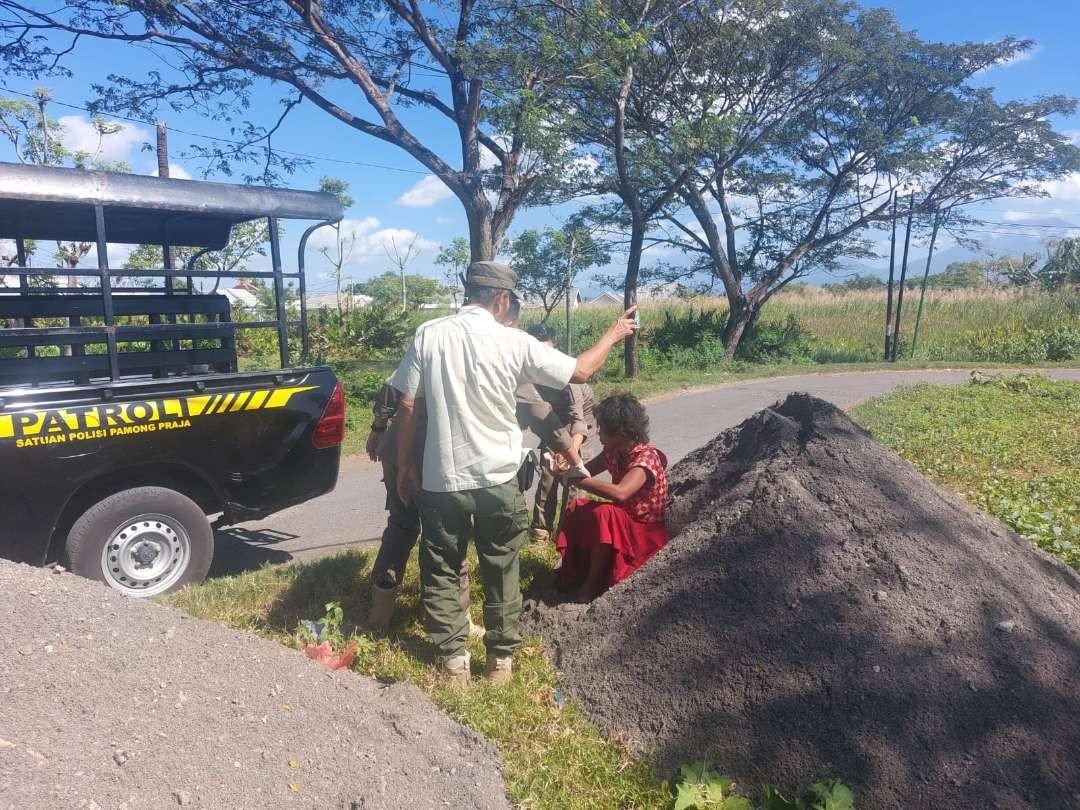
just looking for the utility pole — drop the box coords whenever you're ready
[884,192,898,361]
[910,208,943,359]
[890,193,915,362]
[156,122,176,293]
[564,231,577,353]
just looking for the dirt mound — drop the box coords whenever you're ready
[536,394,1080,809]
[0,560,509,810]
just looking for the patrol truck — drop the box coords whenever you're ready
[0,162,346,596]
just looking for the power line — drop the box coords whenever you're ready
[1,87,431,175]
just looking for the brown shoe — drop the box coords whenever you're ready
[441,652,471,687]
[368,583,399,632]
[483,655,513,685]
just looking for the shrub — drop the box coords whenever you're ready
[307,304,413,364]
[648,308,729,354]
[961,322,1080,363]
[737,315,814,363]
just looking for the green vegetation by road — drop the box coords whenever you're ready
[289,287,1079,454]
[167,542,672,810]
[852,374,1080,570]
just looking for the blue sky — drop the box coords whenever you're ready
[2,0,1079,292]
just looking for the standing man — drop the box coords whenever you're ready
[392,261,636,685]
[365,366,578,632]
[524,324,598,543]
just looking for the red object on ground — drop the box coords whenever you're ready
[303,639,358,670]
[556,499,670,592]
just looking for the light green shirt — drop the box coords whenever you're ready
[392,306,577,492]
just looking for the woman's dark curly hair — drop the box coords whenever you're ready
[595,392,650,444]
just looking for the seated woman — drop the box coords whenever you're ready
[556,393,669,601]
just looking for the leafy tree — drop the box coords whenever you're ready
[355,272,442,310]
[556,0,1079,359]
[916,261,988,290]
[251,277,298,320]
[1,0,588,260]
[435,238,470,308]
[1037,238,1080,291]
[123,219,271,291]
[550,0,715,374]
[996,253,1043,288]
[823,272,886,292]
[650,1,1078,357]
[0,89,132,289]
[508,223,609,323]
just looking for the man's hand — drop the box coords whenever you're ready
[572,306,639,383]
[396,464,418,505]
[604,306,639,343]
[547,451,571,474]
[366,430,384,462]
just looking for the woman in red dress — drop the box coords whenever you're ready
[556,393,669,601]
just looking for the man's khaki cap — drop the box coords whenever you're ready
[467,260,520,298]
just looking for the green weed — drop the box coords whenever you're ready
[672,762,854,810]
[852,373,1079,569]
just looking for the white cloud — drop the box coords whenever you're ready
[1042,173,1080,201]
[56,115,148,166]
[479,146,501,170]
[395,174,453,207]
[996,48,1036,68]
[978,46,1037,74]
[1002,210,1037,222]
[0,238,131,269]
[151,163,193,180]
[308,217,437,264]
[435,216,453,225]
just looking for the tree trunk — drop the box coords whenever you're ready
[463,190,496,262]
[623,215,645,377]
[723,295,755,360]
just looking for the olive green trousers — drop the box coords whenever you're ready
[417,480,528,659]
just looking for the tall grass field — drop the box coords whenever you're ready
[289,286,1079,453]
[554,286,1079,364]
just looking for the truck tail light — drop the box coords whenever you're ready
[312,381,346,449]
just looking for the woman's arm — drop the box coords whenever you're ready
[574,467,647,503]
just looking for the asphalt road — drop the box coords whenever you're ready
[209,367,1080,576]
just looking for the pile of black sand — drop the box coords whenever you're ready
[0,559,510,810]
[529,394,1080,809]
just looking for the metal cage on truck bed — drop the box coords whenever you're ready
[0,162,343,387]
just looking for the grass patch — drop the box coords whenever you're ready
[851,373,1080,569]
[165,542,671,810]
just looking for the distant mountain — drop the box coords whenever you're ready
[808,216,1079,284]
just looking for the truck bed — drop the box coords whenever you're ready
[0,367,341,566]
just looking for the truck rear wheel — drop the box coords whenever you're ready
[66,487,214,597]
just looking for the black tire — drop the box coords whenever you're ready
[66,486,213,597]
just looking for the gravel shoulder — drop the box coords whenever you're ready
[0,559,510,810]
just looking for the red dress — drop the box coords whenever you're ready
[556,444,669,592]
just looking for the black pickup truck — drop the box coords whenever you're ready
[0,162,345,596]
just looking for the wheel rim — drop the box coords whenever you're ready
[100,513,191,597]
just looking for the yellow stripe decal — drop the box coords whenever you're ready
[0,384,320,447]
